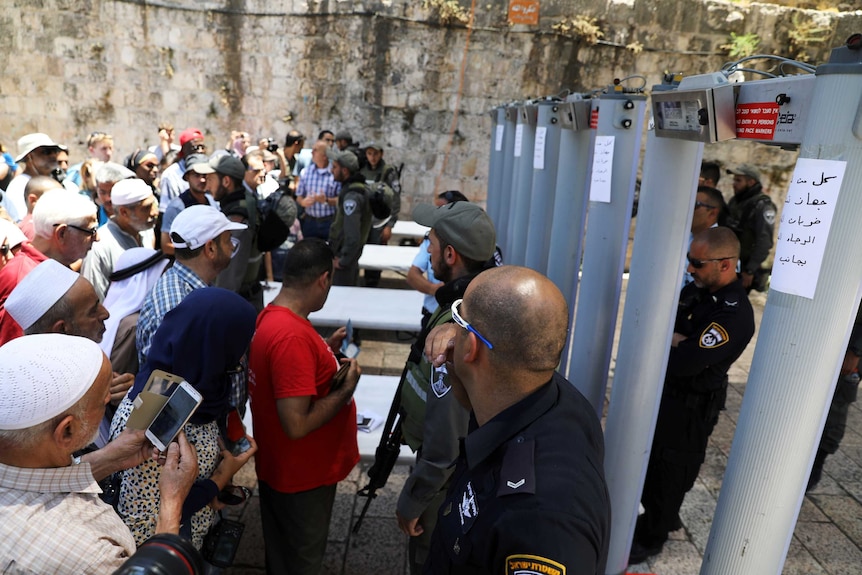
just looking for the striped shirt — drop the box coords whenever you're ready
[0,461,136,574]
[296,163,340,218]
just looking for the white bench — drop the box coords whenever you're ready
[358,244,419,274]
[263,284,423,332]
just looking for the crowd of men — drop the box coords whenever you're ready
[0,126,849,575]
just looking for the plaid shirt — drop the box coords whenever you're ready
[296,163,340,218]
[136,261,208,366]
[0,462,135,573]
[136,261,248,411]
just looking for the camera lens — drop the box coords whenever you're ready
[112,533,204,575]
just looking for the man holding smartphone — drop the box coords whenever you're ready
[249,238,360,575]
[0,334,199,573]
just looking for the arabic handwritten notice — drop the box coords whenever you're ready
[589,136,615,203]
[533,126,547,170]
[514,124,524,157]
[771,158,847,299]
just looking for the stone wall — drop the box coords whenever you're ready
[2,0,860,212]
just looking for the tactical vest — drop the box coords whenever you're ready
[221,191,262,287]
[727,188,772,267]
[329,181,372,254]
[400,305,452,451]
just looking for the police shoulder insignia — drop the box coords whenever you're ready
[506,554,566,575]
[700,322,730,348]
[344,198,357,216]
[763,208,776,225]
[431,364,450,398]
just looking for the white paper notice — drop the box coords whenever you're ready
[494,125,504,152]
[590,136,615,203]
[514,124,524,158]
[533,127,547,170]
[771,158,847,299]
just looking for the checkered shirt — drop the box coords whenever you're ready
[0,462,136,573]
[297,163,340,218]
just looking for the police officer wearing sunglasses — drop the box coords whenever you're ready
[630,226,755,565]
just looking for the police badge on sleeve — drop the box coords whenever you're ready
[343,198,357,215]
[506,554,566,575]
[431,363,451,398]
[700,322,729,349]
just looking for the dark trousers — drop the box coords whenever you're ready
[301,216,333,240]
[259,480,337,575]
[636,389,724,547]
[820,374,859,454]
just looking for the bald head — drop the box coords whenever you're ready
[23,176,62,212]
[464,266,568,373]
[691,226,740,259]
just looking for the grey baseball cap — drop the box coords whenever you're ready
[208,154,245,180]
[327,149,359,173]
[726,163,761,182]
[413,201,496,262]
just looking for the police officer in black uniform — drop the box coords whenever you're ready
[423,265,610,575]
[725,164,777,292]
[630,227,755,564]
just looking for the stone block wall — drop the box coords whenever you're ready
[1,0,860,213]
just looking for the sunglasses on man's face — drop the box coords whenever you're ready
[687,254,734,269]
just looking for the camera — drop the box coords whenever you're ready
[112,533,204,574]
[266,138,279,153]
[50,167,66,184]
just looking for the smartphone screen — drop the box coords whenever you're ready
[146,382,202,450]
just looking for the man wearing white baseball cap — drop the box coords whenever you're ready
[82,178,160,299]
[136,204,246,365]
[1,133,70,222]
[0,334,199,573]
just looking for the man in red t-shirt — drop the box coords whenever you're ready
[248,237,360,575]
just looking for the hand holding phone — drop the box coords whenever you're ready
[146,382,203,452]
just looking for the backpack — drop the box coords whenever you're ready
[256,188,298,252]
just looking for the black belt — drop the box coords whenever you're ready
[304,214,334,222]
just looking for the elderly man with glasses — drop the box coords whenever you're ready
[0,189,99,345]
[682,185,727,287]
[629,226,755,565]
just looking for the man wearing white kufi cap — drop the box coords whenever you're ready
[82,178,160,300]
[0,334,199,573]
[6,258,135,447]
[0,188,98,344]
[6,258,109,342]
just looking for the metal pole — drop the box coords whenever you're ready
[567,93,646,415]
[496,106,517,255]
[548,95,593,374]
[485,107,505,226]
[505,104,537,267]
[524,101,563,273]
[702,38,862,575]
[602,128,703,575]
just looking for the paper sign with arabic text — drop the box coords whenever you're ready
[589,136,614,203]
[770,158,847,299]
[508,0,539,25]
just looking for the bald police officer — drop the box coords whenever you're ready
[423,265,610,575]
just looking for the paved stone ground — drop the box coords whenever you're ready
[225,280,862,575]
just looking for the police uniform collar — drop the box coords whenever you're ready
[734,181,764,202]
[464,375,559,470]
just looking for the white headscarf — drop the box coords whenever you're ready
[99,248,169,358]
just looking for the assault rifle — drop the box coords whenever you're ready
[352,364,408,534]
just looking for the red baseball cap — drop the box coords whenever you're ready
[179,128,204,146]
